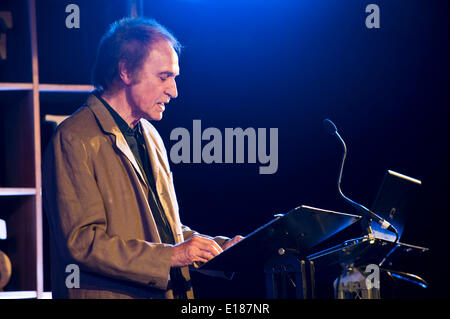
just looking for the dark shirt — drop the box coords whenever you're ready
[95,93,188,298]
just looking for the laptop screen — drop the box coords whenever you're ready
[369,170,422,241]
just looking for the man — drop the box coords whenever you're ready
[43,17,242,299]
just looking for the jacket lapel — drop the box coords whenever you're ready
[139,119,162,188]
[87,94,149,190]
[140,119,183,243]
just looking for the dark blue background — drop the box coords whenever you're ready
[36,0,448,298]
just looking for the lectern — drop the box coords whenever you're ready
[199,205,361,298]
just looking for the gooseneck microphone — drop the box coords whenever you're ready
[322,118,399,242]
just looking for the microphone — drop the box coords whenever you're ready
[322,118,399,241]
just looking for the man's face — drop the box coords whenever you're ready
[126,39,179,122]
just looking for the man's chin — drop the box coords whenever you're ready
[146,113,163,121]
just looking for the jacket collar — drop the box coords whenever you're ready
[86,93,150,188]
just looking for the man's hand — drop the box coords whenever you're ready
[222,235,244,250]
[171,234,223,267]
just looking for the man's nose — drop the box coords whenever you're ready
[166,79,178,99]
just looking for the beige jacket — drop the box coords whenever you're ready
[43,94,227,299]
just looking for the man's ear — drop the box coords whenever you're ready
[118,60,133,85]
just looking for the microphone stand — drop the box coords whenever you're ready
[334,129,377,241]
[324,119,400,244]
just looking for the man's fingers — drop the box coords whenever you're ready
[191,235,223,256]
[197,249,215,262]
[222,235,245,250]
[192,254,209,264]
[195,234,223,252]
[229,235,244,245]
[188,246,216,265]
[171,234,226,267]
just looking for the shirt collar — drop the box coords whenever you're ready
[94,91,138,137]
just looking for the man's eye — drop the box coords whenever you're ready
[160,77,168,81]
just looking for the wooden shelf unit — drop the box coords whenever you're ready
[0,0,93,299]
[0,0,42,299]
[0,188,37,196]
[0,83,93,92]
[1,0,134,299]
[0,83,34,91]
